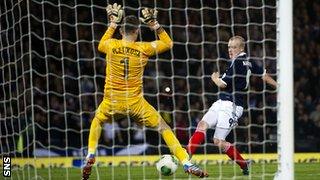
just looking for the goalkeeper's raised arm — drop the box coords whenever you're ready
[140,8,173,55]
[98,3,123,53]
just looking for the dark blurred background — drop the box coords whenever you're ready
[0,0,319,157]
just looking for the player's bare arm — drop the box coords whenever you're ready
[262,73,278,89]
[211,72,227,88]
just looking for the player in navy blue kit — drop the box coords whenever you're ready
[187,36,277,175]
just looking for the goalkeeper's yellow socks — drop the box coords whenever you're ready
[161,129,190,164]
[87,117,102,155]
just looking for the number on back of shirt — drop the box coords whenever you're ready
[120,57,129,79]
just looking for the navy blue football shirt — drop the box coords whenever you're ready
[219,52,265,107]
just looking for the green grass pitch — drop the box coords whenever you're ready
[9,163,320,180]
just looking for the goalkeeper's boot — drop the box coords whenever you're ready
[242,160,251,175]
[183,163,209,178]
[82,154,95,180]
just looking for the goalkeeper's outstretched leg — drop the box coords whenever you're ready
[158,119,209,178]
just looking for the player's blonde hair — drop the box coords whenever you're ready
[229,36,245,50]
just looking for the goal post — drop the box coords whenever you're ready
[275,0,294,179]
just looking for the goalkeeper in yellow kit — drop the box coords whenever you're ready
[82,3,208,179]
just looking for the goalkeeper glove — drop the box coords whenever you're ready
[139,8,160,30]
[106,3,124,24]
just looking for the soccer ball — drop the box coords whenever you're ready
[156,154,179,176]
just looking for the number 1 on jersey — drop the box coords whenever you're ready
[120,57,129,79]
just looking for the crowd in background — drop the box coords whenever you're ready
[293,0,320,151]
[1,0,319,156]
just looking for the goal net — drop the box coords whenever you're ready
[1,0,292,179]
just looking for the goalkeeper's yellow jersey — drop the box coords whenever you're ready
[98,27,173,102]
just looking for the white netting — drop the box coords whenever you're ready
[1,0,278,179]
[1,0,34,157]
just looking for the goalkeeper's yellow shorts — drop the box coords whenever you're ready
[94,97,162,127]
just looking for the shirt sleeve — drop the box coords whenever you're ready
[221,72,231,86]
[142,30,173,56]
[98,27,116,54]
[221,59,247,87]
[250,59,265,75]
